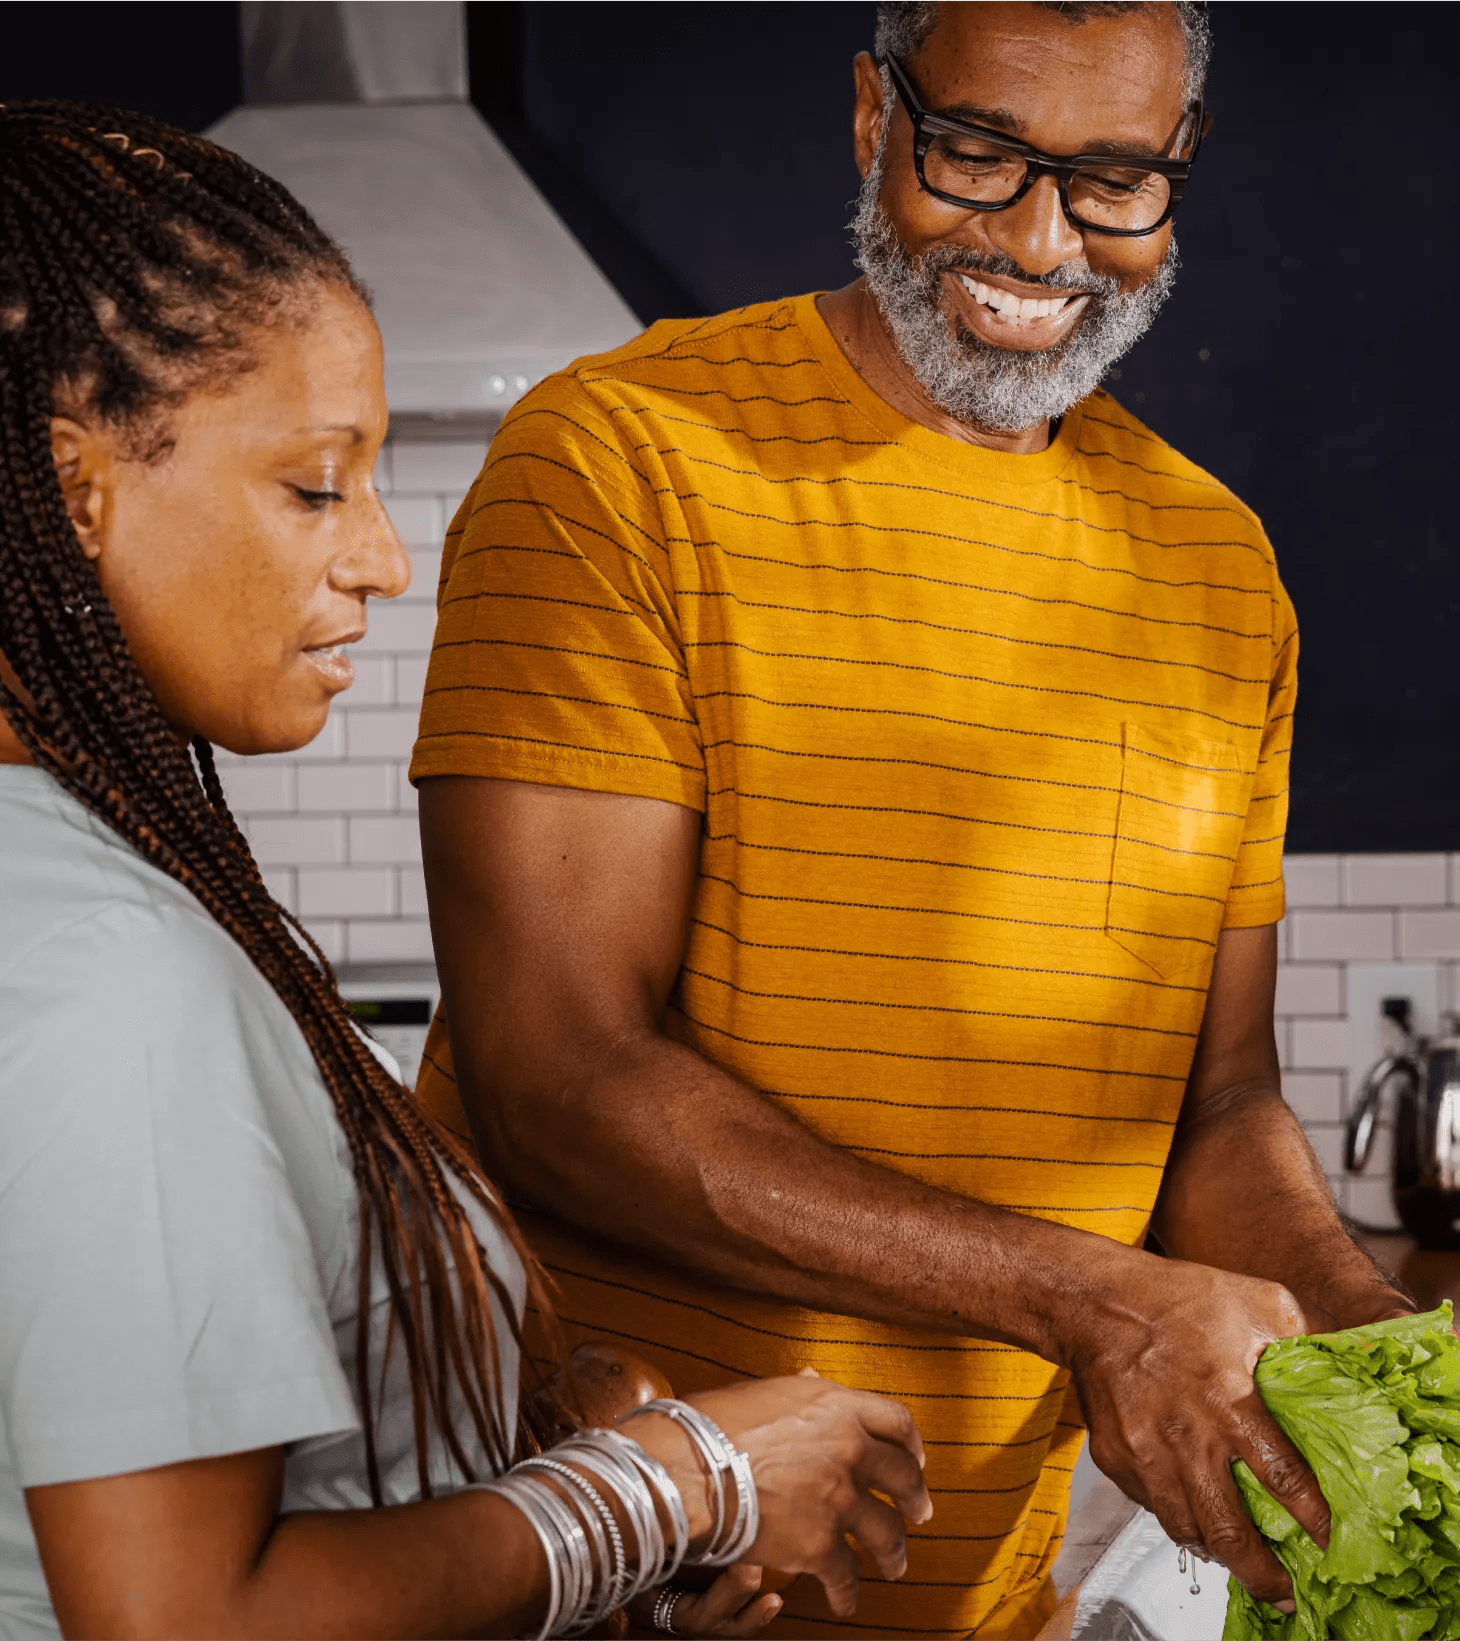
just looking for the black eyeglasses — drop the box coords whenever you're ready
[883,54,1204,238]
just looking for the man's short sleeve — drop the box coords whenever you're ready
[0,903,359,1487]
[1222,573,1298,929]
[409,379,706,810]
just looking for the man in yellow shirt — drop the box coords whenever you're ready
[411,4,1411,1635]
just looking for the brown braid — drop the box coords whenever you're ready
[0,100,560,1498]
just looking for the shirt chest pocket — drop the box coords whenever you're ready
[1105,722,1253,981]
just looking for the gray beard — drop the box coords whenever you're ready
[850,146,1178,434]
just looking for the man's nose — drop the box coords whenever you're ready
[984,174,1085,278]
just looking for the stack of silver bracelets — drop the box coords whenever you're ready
[476,1397,759,1639]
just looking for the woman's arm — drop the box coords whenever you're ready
[28,1376,931,1640]
[30,1449,546,1641]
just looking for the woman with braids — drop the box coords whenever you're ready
[0,101,931,1641]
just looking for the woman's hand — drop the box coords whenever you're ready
[628,1566,781,1637]
[627,1373,931,1620]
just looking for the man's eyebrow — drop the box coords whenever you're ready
[936,99,1027,133]
[930,102,1172,160]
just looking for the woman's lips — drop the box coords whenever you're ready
[302,644,355,690]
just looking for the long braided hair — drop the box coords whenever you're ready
[0,100,558,1498]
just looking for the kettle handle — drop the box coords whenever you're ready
[1345,1055,1418,1171]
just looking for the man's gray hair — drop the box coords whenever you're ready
[875,2,1213,105]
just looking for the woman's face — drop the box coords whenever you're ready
[53,284,407,756]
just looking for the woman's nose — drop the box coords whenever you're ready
[334,493,411,601]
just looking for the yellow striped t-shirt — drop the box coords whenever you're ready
[410,293,1294,1639]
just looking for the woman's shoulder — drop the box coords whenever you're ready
[2,766,277,1006]
[2,766,230,975]
[0,767,335,1146]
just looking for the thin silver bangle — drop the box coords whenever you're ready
[621,1399,758,1566]
[529,1458,629,1620]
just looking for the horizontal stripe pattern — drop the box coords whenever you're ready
[410,293,1295,1637]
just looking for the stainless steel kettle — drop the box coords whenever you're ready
[1346,999,1460,1248]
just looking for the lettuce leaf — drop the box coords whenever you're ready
[1223,1304,1460,1641]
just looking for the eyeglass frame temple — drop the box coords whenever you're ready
[880,52,1204,238]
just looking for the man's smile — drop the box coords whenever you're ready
[943,268,1090,351]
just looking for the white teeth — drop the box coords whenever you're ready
[308,645,342,658]
[958,273,1074,324]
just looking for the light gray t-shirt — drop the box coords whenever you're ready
[0,766,523,1640]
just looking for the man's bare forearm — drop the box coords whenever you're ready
[1151,1078,1412,1327]
[469,1020,1151,1369]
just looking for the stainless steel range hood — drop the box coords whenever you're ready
[208,1,641,434]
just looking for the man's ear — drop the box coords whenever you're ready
[49,418,113,562]
[852,50,886,182]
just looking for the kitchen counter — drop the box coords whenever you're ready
[1355,1230,1460,1312]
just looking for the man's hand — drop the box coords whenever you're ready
[1137,923,1412,1606]
[1070,1259,1325,1612]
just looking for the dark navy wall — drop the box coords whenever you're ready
[1,1,1452,851]
[0,2,242,133]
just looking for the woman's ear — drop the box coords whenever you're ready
[49,418,113,562]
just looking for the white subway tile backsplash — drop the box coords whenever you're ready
[1283,855,1340,908]
[348,655,394,707]
[299,917,345,966]
[383,494,444,546]
[395,655,429,705]
[297,761,396,813]
[396,773,420,814]
[220,761,295,815]
[407,549,445,597]
[390,440,486,497]
[260,866,296,913]
[298,867,395,919]
[346,710,421,761]
[348,919,436,964]
[1290,1017,1349,1070]
[248,816,346,867]
[1274,963,1342,1016]
[350,816,423,865]
[1281,1071,1342,1123]
[1343,853,1448,907]
[1288,909,1395,962]
[359,601,439,654]
[1399,910,1460,960]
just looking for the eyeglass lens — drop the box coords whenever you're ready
[922,131,1172,232]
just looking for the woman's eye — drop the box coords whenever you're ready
[293,486,344,509]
